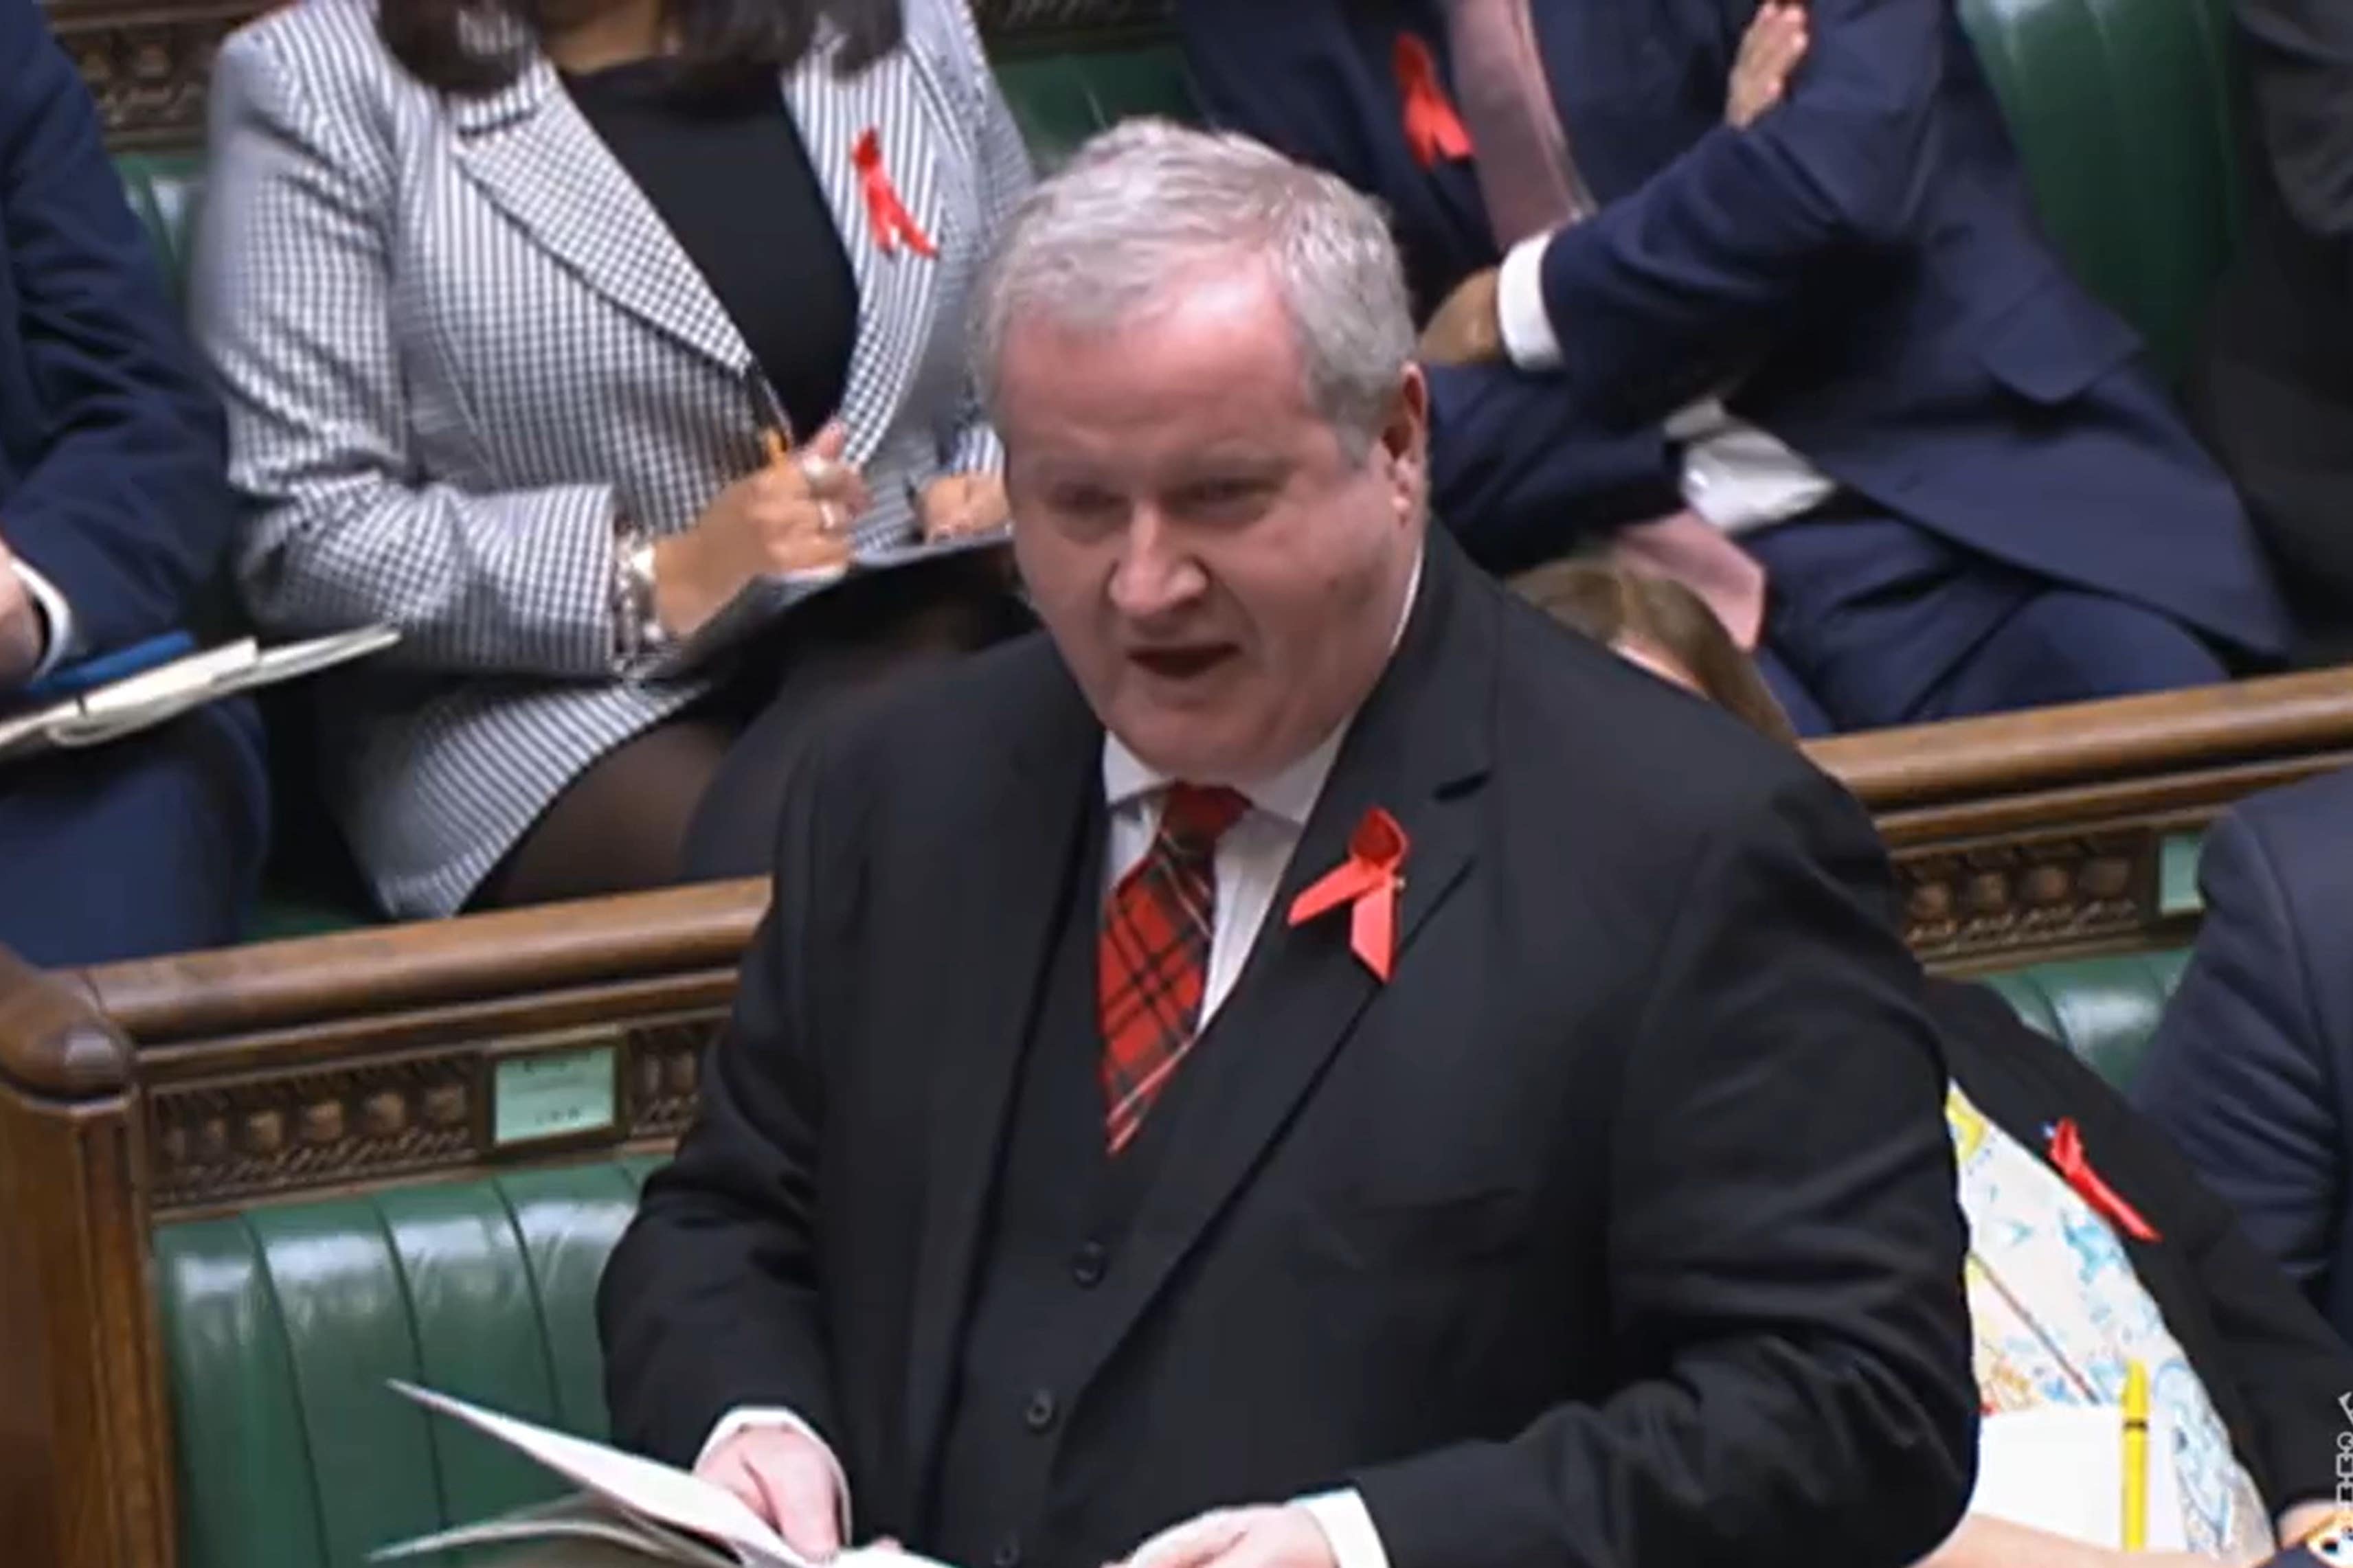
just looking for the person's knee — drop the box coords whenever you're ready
[1946,592,2227,717]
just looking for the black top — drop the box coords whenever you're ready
[563,60,859,440]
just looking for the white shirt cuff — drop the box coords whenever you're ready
[11,558,74,680]
[1294,1490,1391,1568]
[697,1406,855,1539]
[1496,234,1565,372]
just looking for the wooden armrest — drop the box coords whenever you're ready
[79,876,769,1050]
[0,941,131,1100]
[1810,666,2353,810]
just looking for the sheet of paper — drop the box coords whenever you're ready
[390,1382,802,1567]
[1970,1405,2186,1552]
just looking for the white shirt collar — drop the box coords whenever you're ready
[1100,545,1426,827]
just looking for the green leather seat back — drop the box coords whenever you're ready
[155,1157,664,1568]
[1955,0,2243,381]
[995,43,1197,166]
[1979,948,2192,1089]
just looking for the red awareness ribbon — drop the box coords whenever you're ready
[1287,807,1409,982]
[1394,34,1474,170]
[2048,1117,2161,1242]
[853,128,937,258]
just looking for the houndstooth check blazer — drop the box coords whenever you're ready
[190,0,1031,918]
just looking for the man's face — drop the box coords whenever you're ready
[1000,266,1426,783]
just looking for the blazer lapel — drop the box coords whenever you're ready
[1063,541,1497,1389]
[449,57,754,377]
[781,32,952,464]
[900,650,1102,1508]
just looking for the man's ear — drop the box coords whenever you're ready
[1380,365,1431,517]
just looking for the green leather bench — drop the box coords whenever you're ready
[98,0,2245,943]
[150,951,2187,1568]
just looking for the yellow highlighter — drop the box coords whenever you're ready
[2122,1359,2150,1552]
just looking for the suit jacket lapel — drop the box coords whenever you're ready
[900,647,1101,1508]
[781,33,951,465]
[449,57,754,378]
[1063,538,1497,1389]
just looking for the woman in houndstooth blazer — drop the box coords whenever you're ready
[192,0,1033,918]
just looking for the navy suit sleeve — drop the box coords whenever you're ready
[1182,2,1680,563]
[0,0,232,654]
[1537,0,1944,412]
[2134,810,2345,1316]
[1423,365,1678,571]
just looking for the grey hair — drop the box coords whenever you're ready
[971,118,1417,459]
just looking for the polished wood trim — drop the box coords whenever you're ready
[0,1012,176,1568]
[81,877,764,1047]
[0,943,134,1097]
[1810,667,2353,812]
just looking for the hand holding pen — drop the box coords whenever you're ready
[649,420,864,639]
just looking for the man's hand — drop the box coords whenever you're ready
[1114,1506,1336,1568]
[695,1425,845,1561]
[1417,266,1505,367]
[0,534,41,692]
[1726,2,1809,128]
[916,471,1011,541]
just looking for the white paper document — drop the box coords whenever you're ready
[0,624,398,764]
[377,1383,958,1568]
[1968,1405,2187,1552]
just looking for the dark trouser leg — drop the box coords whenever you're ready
[1917,589,2227,723]
[680,556,1028,881]
[1746,509,2225,731]
[0,699,269,966]
[1751,644,1834,739]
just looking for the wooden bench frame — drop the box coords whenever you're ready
[5,668,2352,1568]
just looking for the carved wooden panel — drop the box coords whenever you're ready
[49,1,251,152]
[145,1010,724,1212]
[1895,830,2160,967]
[45,0,1178,151]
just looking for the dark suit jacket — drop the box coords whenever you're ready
[2133,768,2353,1348]
[600,535,1979,1568]
[2188,0,2353,663]
[1933,979,2348,1515]
[0,0,234,659]
[1180,0,2289,650]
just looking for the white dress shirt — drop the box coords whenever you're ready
[701,556,1426,1568]
[1496,235,1835,532]
[8,557,74,681]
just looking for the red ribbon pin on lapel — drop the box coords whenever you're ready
[2047,1117,2160,1242]
[853,128,937,258]
[1393,34,1473,170]
[1287,807,1409,981]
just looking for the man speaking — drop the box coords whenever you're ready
[599,122,1977,1568]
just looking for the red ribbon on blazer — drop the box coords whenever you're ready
[1287,807,1409,981]
[2047,1117,2161,1242]
[853,128,937,258]
[1393,35,1473,170]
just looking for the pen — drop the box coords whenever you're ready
[2122,1359,2149,1552]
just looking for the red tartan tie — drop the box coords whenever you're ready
[1099,783,1251,1154]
